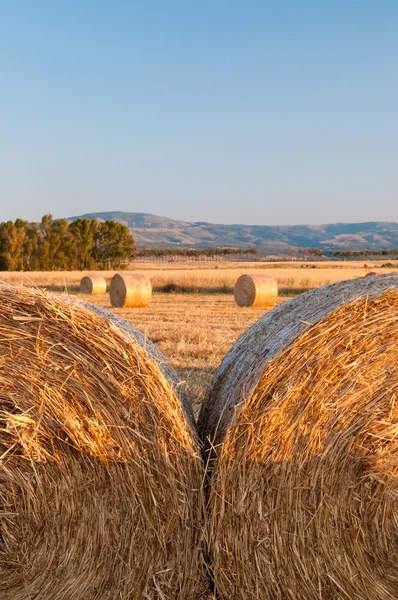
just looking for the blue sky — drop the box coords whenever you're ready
[1,1,397,225]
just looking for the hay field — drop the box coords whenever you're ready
[77,292,276,416]
[1,266,398,599]
[1,259,397,294]
[1,261,398,415]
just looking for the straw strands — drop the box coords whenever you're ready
[200,274,398,600]
[199,274,398,448]
[109,273,152,308]
[79,274,107,295]
[72,297,196,426]
[0,283,205,600]
[234,273,278,307]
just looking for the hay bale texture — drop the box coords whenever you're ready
[199,274,398,600]
[0,283,204,600]
[79,274,107,295]
[234,274,278,307]
[110,273,151,308]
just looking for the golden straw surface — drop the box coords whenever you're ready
[109,273,152,308]
[79,274,107,295]
[199,274,398,448]
[0,283,205,600]
[71,296,196,426]
[204,280,398,599]
[234,274,278,307]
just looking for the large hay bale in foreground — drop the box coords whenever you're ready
[0,283,204,600]
[80,274,107,294]
[234,274,278,307]
[110,273,152,308]
[200,274,398,600]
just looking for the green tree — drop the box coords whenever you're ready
[36,214,53,270]
[22,223,40,270]
[95,221,136,269]
[0,215,136,271]
[69,217,99,270]
[0,221,26,270]
[0,222,13,270]
[50,219,76,270]
[308,248,323,257]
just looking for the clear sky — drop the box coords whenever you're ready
[1,1,397,225]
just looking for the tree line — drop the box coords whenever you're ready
[0,215,136,271]
[136,247,258,257]
[329,249,398,257]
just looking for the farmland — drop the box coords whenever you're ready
[1,263,398,600]
[2,259,397,292]
[1,260,397,416]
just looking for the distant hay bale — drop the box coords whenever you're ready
[109,273,152,308]
[233,274,278,307]
[79,274,107,295]
[199,274,398,600]
[0,283,205,600]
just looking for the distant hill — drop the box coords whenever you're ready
[67,212,398,252]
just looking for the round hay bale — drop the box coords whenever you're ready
[200,274,398,600]
[0,283,205,600]
[233,274,278,307]
[109,273,152,308]
[79,274,107,295]
[71,297,195,426]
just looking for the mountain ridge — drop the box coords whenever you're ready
[67,212,398,251]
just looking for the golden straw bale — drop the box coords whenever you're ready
[0,283,205,600]
[200,274,398,600]
[79,274,107,294]
[234,274,278,307]
[73,298,196,425]
[109,273,152,308]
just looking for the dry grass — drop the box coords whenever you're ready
[0,284,206,599]
[77,293,282,416]
[1,260,397,296]
[3,261,397,414]
[201,276,398,599]
[2,269,398,599]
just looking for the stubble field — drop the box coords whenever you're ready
[82,292,278,416]
[2,259,397,292]
[2,261,398,600]
[1,260,397,415]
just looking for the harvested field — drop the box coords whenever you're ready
[2,261,398,412]
[1,260,397,296]
[1,262,398,412]
[1,269,398,599]
[73,293,283,416]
